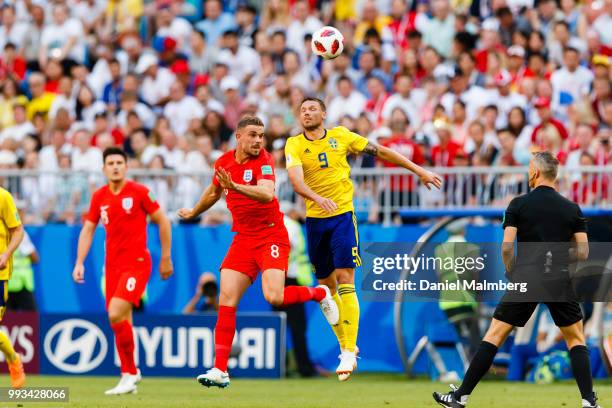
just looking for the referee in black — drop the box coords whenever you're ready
[433,151,600,408]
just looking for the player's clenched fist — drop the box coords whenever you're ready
[177,208,196,220]
[159,255,173,280]
[73,263,85,284]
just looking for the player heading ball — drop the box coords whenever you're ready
[178,115,339,389]
[285,98,442,381]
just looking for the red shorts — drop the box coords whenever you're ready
[106,257,152,307]
[221,229,290,281]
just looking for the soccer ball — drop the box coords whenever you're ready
[311,26,344,59]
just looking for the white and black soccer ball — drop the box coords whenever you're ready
[311,26,344,60]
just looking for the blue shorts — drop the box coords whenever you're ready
[305,211,361,279]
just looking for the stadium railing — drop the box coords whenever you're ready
[2,165,610,224]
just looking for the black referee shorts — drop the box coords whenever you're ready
[493,301,583,328]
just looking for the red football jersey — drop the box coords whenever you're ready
[86,180,160,269]
[214,149,284,235]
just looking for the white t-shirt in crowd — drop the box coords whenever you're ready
[0,22,29,50]
[141,68,176,106]
[41,18,86,63]
[71,147,103,172]
[0,121,35,143]
[550,66,594,112]
[381,89,427,128]
[163,96,205,136]
[216,46,261,82]
[327,91,367,126]
[157,17,193,52]
[286,17,322,54]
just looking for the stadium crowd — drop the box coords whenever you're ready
[0,0,610,223]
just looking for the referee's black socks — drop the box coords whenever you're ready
[569,345,595,404]
[455,341,498,400]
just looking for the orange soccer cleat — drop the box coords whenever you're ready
[8,355,25,388]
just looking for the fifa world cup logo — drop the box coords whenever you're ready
[100,205,110,225]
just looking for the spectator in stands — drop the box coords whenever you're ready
[326,76,367,126]
[382,74,424,129]
[531,97,569,148]
[26,72,55,120]
[183,272,220,314]
[550,47,594,118]
[164,81,205,135]
[188,29,218,74]
[416,0,455,58]
[71,128,103,173]
[286,0,322,54]
[218,29,260,84]
[136,53,175,107]
[39,3,85,67]
[0,98,33,145]
[195,0,236,47]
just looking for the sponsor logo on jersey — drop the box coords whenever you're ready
[261,165,273,175]
[148,190,157,202]
[328,138,338,149]
[243,169,253,182]
[122,197,133,213]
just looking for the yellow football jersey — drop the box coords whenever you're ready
[285,126,369,218]
[0,188,21,280]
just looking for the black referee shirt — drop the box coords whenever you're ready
[502,185,587,270]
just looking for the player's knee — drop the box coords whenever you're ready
[263,289,284,307]
[108,310,125,324]
[336,269,354,284]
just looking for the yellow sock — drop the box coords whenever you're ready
[338,284,359,352]
[0,331,16,363]
[330,292,346,350]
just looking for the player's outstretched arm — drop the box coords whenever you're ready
[150,209,173,280]
[73,220,96,284]
[0,224,24,270]
[216,168,275,203]
[361,142,443,190]
[286,166,338,213]
[177,183,223,220]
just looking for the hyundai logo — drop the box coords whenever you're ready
[44,319,108,374]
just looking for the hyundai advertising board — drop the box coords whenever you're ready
[40,313,285,378]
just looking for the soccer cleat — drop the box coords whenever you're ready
[582,392,602,408]
[336,350,358,382]
[433,384,467,407]
[134,369,142,384]
[197,368,230,388]
[8,355,25,388]
[104,373,139,395]
[317,285,339,325]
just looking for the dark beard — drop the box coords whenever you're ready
[303,123,321,132]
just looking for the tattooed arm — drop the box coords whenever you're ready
[361,142,443,190]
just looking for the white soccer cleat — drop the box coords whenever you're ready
[104,372,139,395]
[317,285,339,325]
[336,349,358,382]
[134,369,142,384]
[197,367,230,388]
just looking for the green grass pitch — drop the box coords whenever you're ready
[11,374,611,407]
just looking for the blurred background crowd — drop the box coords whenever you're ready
[0,0,610,224]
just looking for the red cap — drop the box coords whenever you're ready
[163,37,177,52]
[193,74,209,88]
[171,59,190,75]
[534,97,551,109]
